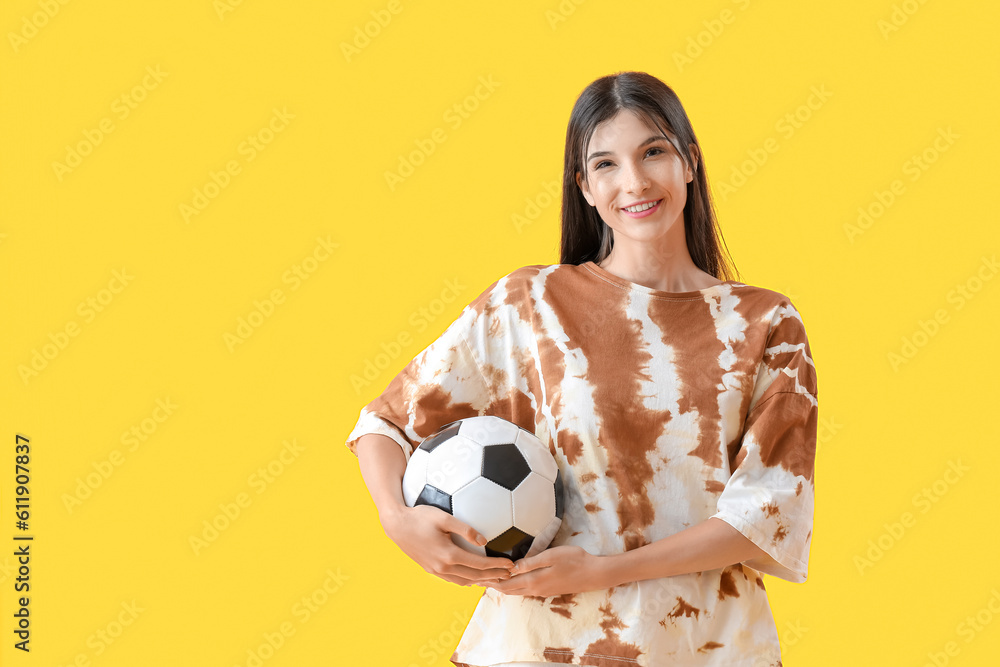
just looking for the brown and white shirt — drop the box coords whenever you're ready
[345,261,818,667]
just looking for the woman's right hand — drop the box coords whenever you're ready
[381,504,516,587]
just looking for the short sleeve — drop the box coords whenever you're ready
[344,289,497,464]
[710,300,818,583]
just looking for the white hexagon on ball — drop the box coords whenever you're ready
[422,434,484,495]
[452,477,513,542]
[512,472,557,537]
[514,429,558,482]
[458,415,520,446]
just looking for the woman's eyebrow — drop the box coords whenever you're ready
[587,135,670,162]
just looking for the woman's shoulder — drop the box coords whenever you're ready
[460,263,574,317]
[703,273,797,307]
[728,281,814,342]
[501,261,605,286]
[461,263,555,314]
[483,262,564,294]
[501,262,562,279]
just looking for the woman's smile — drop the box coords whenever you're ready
[621,198,663,218]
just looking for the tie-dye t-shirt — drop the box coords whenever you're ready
[344,261,818,667]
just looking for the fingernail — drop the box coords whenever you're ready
[476,534,487,546]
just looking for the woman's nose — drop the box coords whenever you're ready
[621,162,649,193]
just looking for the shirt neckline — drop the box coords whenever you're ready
[581,260,743,298]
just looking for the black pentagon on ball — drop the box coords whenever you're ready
[485,526,535,561]
[554,468,565,519]
[414,484,452,514]
[481,443,531,491]
[417,421,462,453]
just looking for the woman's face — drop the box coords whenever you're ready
[575,110,695,254]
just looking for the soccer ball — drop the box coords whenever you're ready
[402,415,564,561]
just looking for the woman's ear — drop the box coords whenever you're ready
[686,144,700,183]
[576,171,595,207]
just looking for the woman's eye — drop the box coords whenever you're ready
[594,148,663,170]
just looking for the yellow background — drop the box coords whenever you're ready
[2,0,998,665]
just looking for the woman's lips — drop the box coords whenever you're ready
[621,198,663,218]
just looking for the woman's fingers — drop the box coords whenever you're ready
[440,511,490,549]
[438,514,517,573]
[441,561,513,583]
[386,505,516,585]
[436,572,491,587]
[433,542,514,580]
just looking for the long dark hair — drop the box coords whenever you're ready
[560,71,739,282]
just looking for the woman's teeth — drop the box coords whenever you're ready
[624,199,661,212]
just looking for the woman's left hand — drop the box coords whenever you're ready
[479,545,610,597]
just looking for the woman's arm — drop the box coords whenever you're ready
[597,517,770,588]
[487,517,770,597]
[355,432,410,521]
[355,433,515,586]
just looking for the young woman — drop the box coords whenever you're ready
[346,71,818,667]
